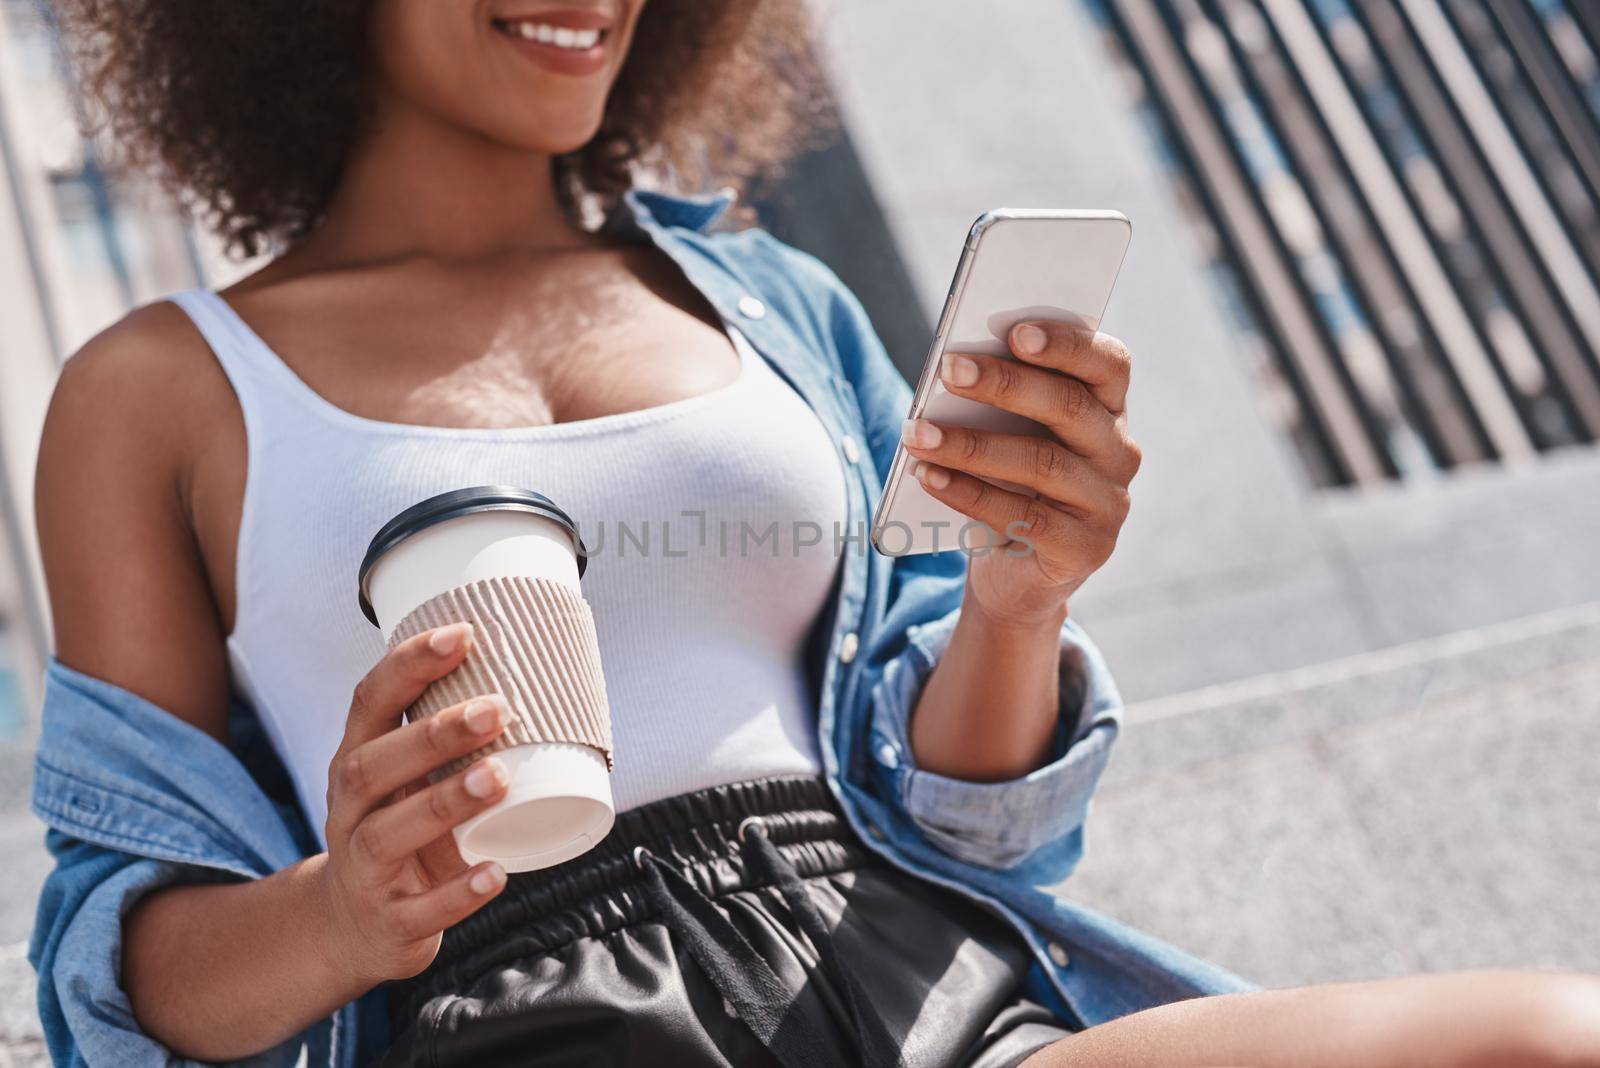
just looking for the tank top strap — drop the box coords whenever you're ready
[167,288,303,415]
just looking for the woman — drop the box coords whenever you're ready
[29,0,1599,1065]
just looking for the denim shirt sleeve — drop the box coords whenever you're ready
[31,831,181,1067]
[28,660,355,1068]
[31,833,317,1067]
[866,612,1121,870]
[759,233,1124,872]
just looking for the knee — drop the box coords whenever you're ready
[1475,972,1600,1068]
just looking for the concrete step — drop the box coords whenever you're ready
[1065,601,1600,988]
[0,944,42,1065]
[0,743,46,1056]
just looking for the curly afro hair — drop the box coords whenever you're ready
[49,0,835,257]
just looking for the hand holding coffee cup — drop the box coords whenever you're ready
[357,487,614,873]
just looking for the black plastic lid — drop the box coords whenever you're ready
[357,486,587,627]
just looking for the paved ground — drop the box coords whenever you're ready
[2,601,1594,1059]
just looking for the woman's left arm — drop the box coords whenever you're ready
[900,321,1140,781]
[749,232,1127,873]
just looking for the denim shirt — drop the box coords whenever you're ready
[29,186,1251,1067]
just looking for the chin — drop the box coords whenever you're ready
[487,109,607,157]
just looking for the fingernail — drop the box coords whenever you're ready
[1013,324,1047,356]
[915,463,951,490]
[463,698,505,734]
[469,863,505,895]
[429,624,471,656]
[900,418,942,449]
[465,757,506,798]
[941,354,979,388]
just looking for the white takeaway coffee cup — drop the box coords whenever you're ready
[357,486,614,873]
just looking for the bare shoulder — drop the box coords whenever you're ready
[36,299,236,736]
[51,299,233,418]
[39,299,237,536]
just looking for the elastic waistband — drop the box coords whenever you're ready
[391,776,876,1019]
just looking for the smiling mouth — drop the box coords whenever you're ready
[491,17,609,50]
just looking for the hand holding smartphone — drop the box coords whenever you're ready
[871,209,1133,556]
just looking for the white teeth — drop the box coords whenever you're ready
[500,19,603,49]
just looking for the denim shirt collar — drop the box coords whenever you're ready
[618,185,738,234]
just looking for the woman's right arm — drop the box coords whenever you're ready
[36,307,512,1061]
[119,625,514,1060]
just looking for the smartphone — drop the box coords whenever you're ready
[870,209,1133,556]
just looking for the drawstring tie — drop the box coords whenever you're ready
[633,816,902,1068]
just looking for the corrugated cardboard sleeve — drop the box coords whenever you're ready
[388,576,612,779]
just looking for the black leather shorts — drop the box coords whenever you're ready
[379,776,1075,1067]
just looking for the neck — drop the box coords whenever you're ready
[288,97,606,270]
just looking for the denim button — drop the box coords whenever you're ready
[841,435,861,463]
[875,742,898,768]
[864,820,885,842]
[737,295,766,319]
[839,632,859,664]
[1048,942,1071,968]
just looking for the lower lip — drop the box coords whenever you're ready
[495,28,610,77]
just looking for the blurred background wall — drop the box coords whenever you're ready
[0,0,1597,1059]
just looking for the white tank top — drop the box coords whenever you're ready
[168,289,846,841]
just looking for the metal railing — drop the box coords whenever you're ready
[1090,0,1600,485]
